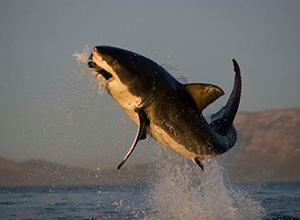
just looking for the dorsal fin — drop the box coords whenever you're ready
[184,83,224,112]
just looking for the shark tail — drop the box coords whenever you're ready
[210,59,241,151]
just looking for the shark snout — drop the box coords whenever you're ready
[93,46,111,55]
[92,46,129,64]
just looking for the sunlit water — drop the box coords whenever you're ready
[0,48,297,219]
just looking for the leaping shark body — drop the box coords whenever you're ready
[87,46,241,171]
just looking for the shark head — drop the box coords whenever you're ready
[88,46,167,85]
[88,46,138,84]
[87,46,180,110]
[89,45,171,111]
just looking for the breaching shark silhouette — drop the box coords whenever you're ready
[87,46,241,171]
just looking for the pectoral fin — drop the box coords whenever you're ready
[117,109,148,170]
[194,157,204,171]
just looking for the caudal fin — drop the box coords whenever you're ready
[210,59,241,149]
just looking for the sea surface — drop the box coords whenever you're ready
[0,182,299,219]
[1,149,299,220]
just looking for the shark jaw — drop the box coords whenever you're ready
[87,50,114,81]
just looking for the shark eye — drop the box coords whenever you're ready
[112,59,117,65]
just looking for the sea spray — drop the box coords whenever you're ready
[73,46,107,94]
[73,45,91,66]
[144,148,265,220]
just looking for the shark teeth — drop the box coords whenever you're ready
[94,65,113,80]
[87,55,112,80]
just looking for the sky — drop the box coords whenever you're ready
[0,0,299,169]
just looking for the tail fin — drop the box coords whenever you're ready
[210,59,241,150]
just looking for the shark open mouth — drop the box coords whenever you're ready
[87,54,113,80]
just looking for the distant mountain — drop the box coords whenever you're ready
[0,108,299,186]
[227,108,300,182]
[0,156,22,173]
[0,156,154,187]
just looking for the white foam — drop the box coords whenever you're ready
[144,148,265,220]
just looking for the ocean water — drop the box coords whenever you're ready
[1,156,299,220]
[0,182,299,219]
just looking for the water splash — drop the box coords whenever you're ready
[73,46,107,94]
[144,148,265,220]
[161,63,189,84]
[73,45,91,65]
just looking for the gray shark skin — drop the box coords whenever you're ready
[87,46,241,171]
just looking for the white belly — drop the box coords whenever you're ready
[150,124,198,160]
[107,79,142,111]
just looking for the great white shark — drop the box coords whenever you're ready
[87,46,241,171]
